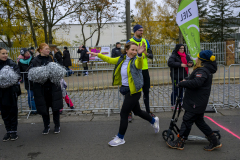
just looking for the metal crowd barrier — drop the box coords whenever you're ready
[17,64,240,118]
[8,41,232,70]
[228,64,240,108]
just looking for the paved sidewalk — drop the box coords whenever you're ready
[0,109,239,160]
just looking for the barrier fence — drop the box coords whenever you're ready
[17,64,240,118]
[228,64,240,108]
[6,41,240,70]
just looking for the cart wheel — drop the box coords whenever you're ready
[162,130,175,141]
[214,132,221,140]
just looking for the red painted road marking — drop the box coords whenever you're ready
[205,116,240,140]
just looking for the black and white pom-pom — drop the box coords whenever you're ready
[47,62,66,85]
[0,65,20,88]
[28,66,49,84]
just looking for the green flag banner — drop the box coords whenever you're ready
[176,0,200,61]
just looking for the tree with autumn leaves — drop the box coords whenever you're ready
[134,0,208,44]
[134,0,239,44]
[0,0,72,48]
[0,0,120,48]
[0,0,26,48]
[134,0,179,45]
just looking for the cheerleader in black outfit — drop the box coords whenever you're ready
[0,47,21,141]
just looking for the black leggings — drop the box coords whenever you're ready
[119,92,152,135]
[179,111,213,140]
[142,70,150,113]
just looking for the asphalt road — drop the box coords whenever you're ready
[0,109,240,160]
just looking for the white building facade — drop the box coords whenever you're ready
[53,22,127,47]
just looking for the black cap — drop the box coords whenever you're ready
[20,48,28,56]
[64,47,68,50]
[82,45,86,49]
[116,42,120,45]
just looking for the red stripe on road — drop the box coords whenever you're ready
[204,116,240,140]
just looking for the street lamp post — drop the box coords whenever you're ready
[90,25,92,47]
[126,0,131,40]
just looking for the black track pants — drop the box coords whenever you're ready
[1,105,18,132]
[179,111,213,140]
[119,92,152,135]
[41,87,60,128]
[42,108,60,128]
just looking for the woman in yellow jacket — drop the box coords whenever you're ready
[88,42,159,147]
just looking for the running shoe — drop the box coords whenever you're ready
[3,133,11,142]
[10,132,18,141]
[54,127,60,134]
[151,117,160,133]
[42,127,50,135]
[108,135,125,147]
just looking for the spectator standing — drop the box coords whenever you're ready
[63,47,72,77]
[54,48,63,65]
[28,47,35,57]
[18,48,36,114]
[17,54,24,83]
[111,42,122,58]
[77,45,89,76]
[167,44,193,109]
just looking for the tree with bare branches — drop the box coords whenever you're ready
[89,0,119,46]
[30,0,85,44]
[74,0,98,46]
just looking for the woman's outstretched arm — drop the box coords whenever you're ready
[87,52,119,65]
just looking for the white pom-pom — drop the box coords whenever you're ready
[0,65,20,88]
[47,62,66,85]
[28,66,49,84]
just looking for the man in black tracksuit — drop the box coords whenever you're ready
[77,45,89,76]
[111,42,122,58]
[166,50,222,151]
[63,47,72,77]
